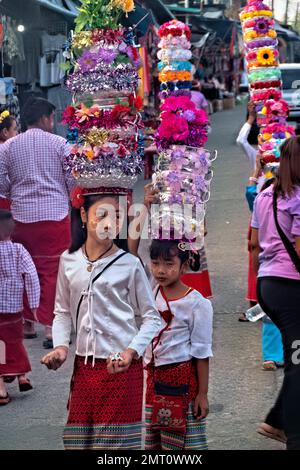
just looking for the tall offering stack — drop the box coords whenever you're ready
[62,0,144,199]
[152,20,216,250]
[240,0,295,164]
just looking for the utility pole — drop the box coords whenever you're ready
[185,0,190,25]
[285,0,289,24]
[296,2,299,28]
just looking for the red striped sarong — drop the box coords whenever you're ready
[63,356,143,449]
[0,313,31,376]
[12,216,71,326]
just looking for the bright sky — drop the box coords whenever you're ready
[264,0,300,23]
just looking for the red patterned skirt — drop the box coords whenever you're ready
[63,356,143,450]
[0,313,31,376]
[13,216,71,326]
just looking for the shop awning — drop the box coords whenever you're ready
[35,0,78,17]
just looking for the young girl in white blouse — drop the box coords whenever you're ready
[144,239,213,450]
[41,191,161,450]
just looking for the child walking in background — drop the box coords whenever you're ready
[0,210,40,405]
[144,239,213,450]
[0,111,18,210]
[41,191,161,450]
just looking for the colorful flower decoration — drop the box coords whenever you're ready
[63,1,143,190]
[151,20,215,251]
[240,0,295,163]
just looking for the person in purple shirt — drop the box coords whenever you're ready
[251,136,300,450]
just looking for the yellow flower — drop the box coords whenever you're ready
[0,110,10,123]
[83,144,95,160]
[110,0,134,13]
[123,0,135,13]
[244,30,256,41]
[72,31,93,49]
[257,47,275,66]
[261,106,267,115]
[85,128,109,146]
[268,30,277,38]
[262,133,272,141]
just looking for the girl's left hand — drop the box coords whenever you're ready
[193,393,209,420]
[106,348,137,374]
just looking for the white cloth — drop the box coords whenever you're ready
[52,249,161,365]
[236,122,257,171]
[144,288,213,367]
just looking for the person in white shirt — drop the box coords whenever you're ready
[41,191,161,450]
[144,239,213,450]
[236,101,258,172]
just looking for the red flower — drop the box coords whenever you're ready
[161,96,195,114]
[71,187,85,209]
[62,106,76,125]
[128,94,143,111]
[158,114,189,142]
[117,144,127,157]
[111,104,131,119]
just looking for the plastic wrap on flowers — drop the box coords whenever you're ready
[151,19,216,250]
[62,0,143,191]
[240,0,295,163]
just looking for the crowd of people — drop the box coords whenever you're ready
[1,93,300,451]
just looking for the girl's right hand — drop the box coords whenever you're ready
[41,346,68,371]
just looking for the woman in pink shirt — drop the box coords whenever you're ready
[251,136,300,450]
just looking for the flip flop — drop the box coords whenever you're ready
[18,379,33,392]
[0,394,11,406]
[257,423,287,444]
[24,332,38,339]
[262,361,277,371]
[238,313,249,322]
[3,376,16,383]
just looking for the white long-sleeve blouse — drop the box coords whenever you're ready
[52,248,161,365]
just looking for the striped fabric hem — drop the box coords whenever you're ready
[145,404,208,450]
[63,422,142,450]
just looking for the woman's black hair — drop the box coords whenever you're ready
[0,115,15,134]
[22,97,56,126]
[0,209,15,240]
[69,194,127,253]
[150,239,189,265]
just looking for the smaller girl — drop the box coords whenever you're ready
[0,210,40,405]
[144,239,213,450]
[0,111,18,210]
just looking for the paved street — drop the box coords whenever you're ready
[0,104,284,450]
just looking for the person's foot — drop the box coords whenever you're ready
[23,320,37,339]
[257,423,287,444]
[262,361,277,371]
[18,376,33,392]
[238,313,249,322]
[0,394,10,406]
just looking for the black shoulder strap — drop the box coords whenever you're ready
[273,192,300,275]
[75,251,127,335]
